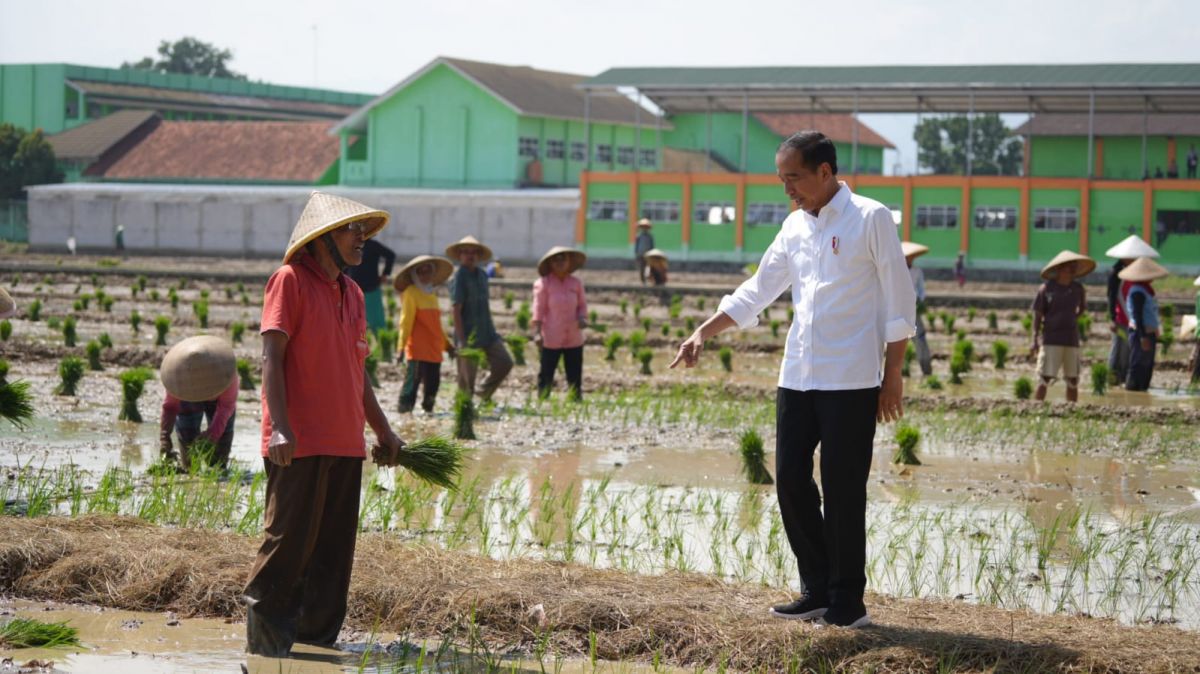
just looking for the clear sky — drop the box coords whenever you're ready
[2,0,1197,174]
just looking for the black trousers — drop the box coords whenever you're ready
[400,359,441,412]
[775,387,878,610]
[538,345,583,398]
[1125,333,1157,392]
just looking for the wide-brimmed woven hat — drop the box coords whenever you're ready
[644,248,669,269]
[1181,315,1197,341]
[0,287,16,319]
[901,241,930,259]
[1105,235,1159,260]
[160,335,236,402]
[637,218,652,229]
[283,192,390,263]
[1040,250,1096,281]
[394,255,454,292]
[1118,257,1170,283]
[445,236,493,262]
[537,246,587,277]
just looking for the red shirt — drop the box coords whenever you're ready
[259,254,369,459]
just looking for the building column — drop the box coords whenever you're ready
[1167,136,1178,174]
[966,92,974,177]
[959,178,971,255]
[576,171,589,246]
[681,175,693,254]
[1079,182,1090,255]
[740,91,749,172]
[584,92,592,173]
[735,175,746,254]
[1094,137,1105,177]
[902,178,913,242]
[1141,97,1149,179]
[628,175,640,246]
[1086,91,1095,178]
[705,97,713,173]
[851,92,859,175]
[634,91,642,175]
[1019,179,1030,262]
[1142,181,1154,243]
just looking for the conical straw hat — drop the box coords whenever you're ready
[900,241,929,259]
[394,255,454,292]
[1104,235,1159,260]
[637,218,652,229]
[160,335,236,402]
[283,192,389,263]
[1181,315,1197,341]
[1117,257,1170,283]
[644,248,669,269]
[0,287,15,319]
[1040,250,1096,281]
[537,246,587,277]
[444,236,493,262]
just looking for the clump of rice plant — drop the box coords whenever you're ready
[184,437,221,472]
[719,346,733,372]
[136,274,148,293]
[376,328,398,362]
[992,340,1009,369]
[365,352,379,387]
[923,374,943,390]
[588,309,598,325]
[48,317,61,330]
[637,348,654,375]
[1091,362,1109,396]
[641,317,652,332]
[200,289,210,301]
[0,359,7,383]
[85,341,103,371]
[229,321,245,344]
[787,307,795,323]
[149,289,160,301]
[503,291,514,310]
[62,316,77,347]
[118,367,155,422]
[1021,314,1033,334]
[738,429,774,485]
[240,292,250,306]
[26,299,41,321]
[97,332,112,349]
[902,342,915,377]
[1160,329,1175,355]
[697,297,706,312]
[457,347,488,369]
[154,316,170,346]
[453,390,476,440]
[0,617,80,648]
[0,379,34,429]
[949,352,968,384]
[72,297,87,312]
[770,319,781,338]
[603,333,624,361]
[1014,376,1033,400]
[954,338,975,368]
[0,320,11,341]
[967,307,977,322]
[675,328,685,339]
[987,311,998,330]
[372,434,468,490]
[669,295,682,320]
[633,302,642,321]
[942,313,956,334]
[761,306,771,320]
[99,294,114,313]
[619,299,628,315]
[515,302,531,332]
[893,424,922,466]
[686,316,696,333]
[237,357,256,391]
[224,286,234,300]
[56,357,85,396]
[955,328,966,343]
[192,300,209,329]
[628,330,647,359]
[1077,313,1093,341]
[168,288,179,310]
[660,323,670,337]
[505,334,528,366]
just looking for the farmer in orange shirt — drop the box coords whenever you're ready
[395,254,455,414]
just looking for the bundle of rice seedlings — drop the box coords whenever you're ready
[697,297,706,312]
[237,358,256,391]
[230,321,246,344]
[62,316,77,347]
[619,299,628,315]
[641,317,652,332]
[660,323,670,337]
[457,347,488,369]
[193,300,209,329]
[100,295,114,313]
[118,367,155,422]
[949,352,968,384]
[770,319,781,338]
[992,340,1010,369]
[988,311,999,330]
[738,429,773,485]
[1020,314,1033,334]
[942,313,956,334]
[183,437,221,472]
[168,288,179,310]
[1077,313,1093,341]
[0,380,34,429]
[505,335,528,366]
[515,302,532,332]
[902,342,915,377]
[97,332,113,349]
[0,617,80,648]
[1091,362,1109,396]
[603,333,624,361]
[719,346,733,373]
[85,341,104,371]
[923,375,943,390]
[686,316,697,333]
[669,296,682,320]
[452,390,476,440]
[588,309,598,325]
[372,435,468,490]
[637,348,654,375]
[365,352,379,387]
[1014,376,1033,400]
[136,274,148,293]
[503,291,515,310]
[0,359,7,384]
[893,424,921,465]
[56,357,85,396]
[154,316,170,346]
[628,330,647,359]
[0,320,10,341]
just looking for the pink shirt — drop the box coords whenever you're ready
[161,378,239,440]
[532,273,587,349]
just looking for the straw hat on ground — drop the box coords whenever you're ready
[283,192,390,263]
[0,287,15,320]
[1040,250,1096,281]
[901,242,930,259]
[160,336,236,402]
[537,246,587,277]
[637,218,653,229]
[1105,235,1159,260]
[644,248,669,270]
[444,236,493,263]
[394,255,454,292]
[1118,257,1170,283]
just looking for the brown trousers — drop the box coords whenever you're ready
[456,340,513,401]
[242,455,362,656]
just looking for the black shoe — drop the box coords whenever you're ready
[768,594,828,621]
[816,604,871,628]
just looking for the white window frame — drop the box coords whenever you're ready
[745,202,792,226]
[1033,207,1079,232]
[973,205,1018,231]
[545,139,565,160]
[518,137,540,158]
[641,200,680,223]
[587,199,628,222]
[915,205,959,230]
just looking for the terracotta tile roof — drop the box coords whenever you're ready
[70,80,359,121]
[98,120,339,183]
[753,113,895,148]
[1014,114,1200,136]
[46,110,160,161]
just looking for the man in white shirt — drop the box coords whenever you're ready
[671,131,914,629]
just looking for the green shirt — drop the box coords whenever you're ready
[449,266,499,347]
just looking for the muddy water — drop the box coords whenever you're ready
[0,599,680,673]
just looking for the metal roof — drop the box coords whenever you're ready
[70,80,360,121]
[1014,113,1200,136]
[581,63,1200,114]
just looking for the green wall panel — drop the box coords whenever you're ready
[1028,189,1082,263]
[911,186,963,260]
[1031,137,1089,178]
[968,187,1020,261]
[690,184,736,252]
[1089,189,1143,257]
[1153,190,1200,265]
[584,182,631,251]
[1102,137,1168,180]
[744,184,789,255]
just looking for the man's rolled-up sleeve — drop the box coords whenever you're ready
[717,229,792,329]
[870,208,917,343]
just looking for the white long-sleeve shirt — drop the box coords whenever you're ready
[717,183,916,391]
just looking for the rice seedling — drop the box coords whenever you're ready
[168,288,179,310]
[192,300,209,328]
[118,367,155,422]
[136,274,148,293]
[150,289,160,301]
[72,297,87,312]
[637,348,654,375]
[233,357,256,391]
[924,374,943,390]
[90,273,101,289]
[1160,330,1175,355]
[660,323,670,336]
[942,313,956,334]
[515,302,531,331]
[628,330,647,359]
[1014,376,1033,400]
[85,340,103,371]
[967,307,977,322]
[61,316,77,347]
[376,328,398,362]
[100,294,114,312]
[48,317,61,330]
[0,320,10,341]
[902,341,916,376]
[505,334,528,366]
[457,347,488,369]
[992,340,1009,369]
[26,298,41,321]
[893,423,921,465]
[603,333,624,361]
[619,298,628,315]
[669,297,682,320]
[1021,314,1033,334]
[154,316,170,346]
[676,328,685,338]
[719,346,733,372]
[0,359,6,383]
[1091,362,1109,396]
[365,352,379,387]
[0,618,80,648]
[230,321,246,344]
[641,317,652,332]
[373,435,468,490]
[588,309,598,326]
[95,332,112,349]
[633,304,642,321]
[503,290,514,310]
[949,352,968,384]
[738,429,773,485]
[224,286,234,300]
[183,438,222,472]
[0,380,34,429]
[987,311,998,330]
[453,390,476,440]
[241,292,250,306]
[1077,313,1093,341]
[770,319,781,338]
[56,356,85,396]
[954,338,975,369]
[200,289,210,301]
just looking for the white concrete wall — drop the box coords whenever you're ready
[27,184,580,264]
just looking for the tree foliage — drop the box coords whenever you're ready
[0,124,63,200]
[121,37,247,80]
[914,114,1023,176]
